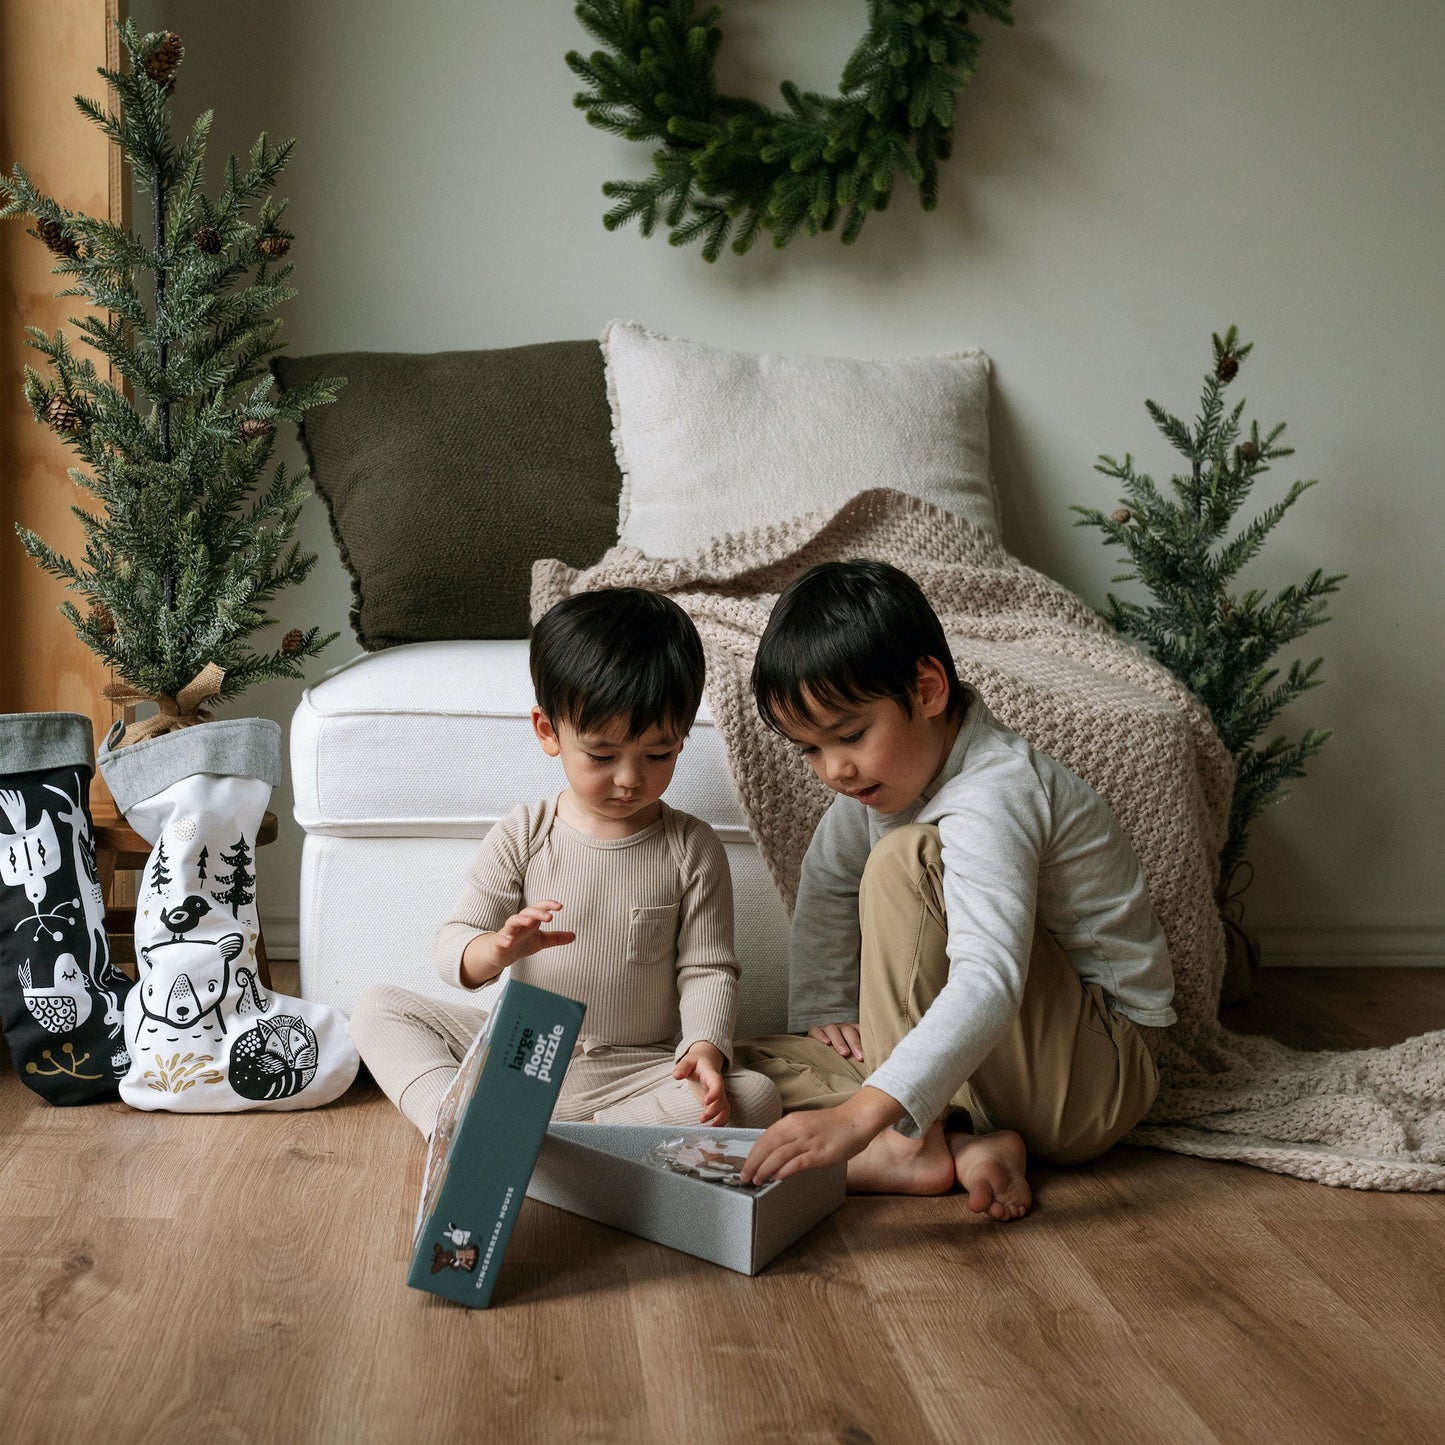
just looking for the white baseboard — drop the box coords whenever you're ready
[262,914,1445,969]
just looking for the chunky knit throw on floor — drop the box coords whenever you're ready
[534,488,1445,1190]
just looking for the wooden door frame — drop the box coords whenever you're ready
[0,0,125,780]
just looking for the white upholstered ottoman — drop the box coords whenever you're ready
[290,640,792,1035]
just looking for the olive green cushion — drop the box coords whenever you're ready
[274,343,623,647]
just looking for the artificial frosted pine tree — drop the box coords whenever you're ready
[0,22,341,731]
[1073,328,1345,893]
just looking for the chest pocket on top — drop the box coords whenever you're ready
[626,902,679,966]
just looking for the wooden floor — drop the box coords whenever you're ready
[3,967,1443,1445]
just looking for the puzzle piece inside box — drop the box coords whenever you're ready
[527,1121,845,1275]
[645,1133,761,1186]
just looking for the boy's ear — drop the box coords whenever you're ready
[915,658,951,719]
[531,707,562,757]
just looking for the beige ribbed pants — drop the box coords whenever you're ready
[350,983,781,1138]
[736,824,1163,1165]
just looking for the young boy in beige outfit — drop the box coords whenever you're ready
[351,588,780,1137]
[736,560,1172,1218]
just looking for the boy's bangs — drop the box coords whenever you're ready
[555,654,697,742]
[755,634,904,736]
[751,558,964,735]
[568,696,690,744]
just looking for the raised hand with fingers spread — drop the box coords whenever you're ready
[460,900,576,988]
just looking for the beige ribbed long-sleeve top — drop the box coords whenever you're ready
[433,796,738,1060]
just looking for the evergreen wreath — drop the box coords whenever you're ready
[566,0,1014,261]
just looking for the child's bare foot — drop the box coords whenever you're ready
[948,1129,1031,1220]
[847,1120,956,1195]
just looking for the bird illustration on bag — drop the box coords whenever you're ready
[158,893,213,939]
[18,953,91,1032]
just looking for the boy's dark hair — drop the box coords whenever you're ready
[530,587,705,740]
[752,559,965,733]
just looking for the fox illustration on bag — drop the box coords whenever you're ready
[229,1013,320,1101]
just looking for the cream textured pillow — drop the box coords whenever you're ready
[602,319,998,558]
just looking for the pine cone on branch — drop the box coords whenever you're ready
[194,225,222,254]
[239,417,273,440]
[37,219,78,257]
[91,603,117,636]
[1216,354,1239,383]
[43,394,81,432]
[259,234,291,258]
[144,32,184,89]
[281,628,305,657]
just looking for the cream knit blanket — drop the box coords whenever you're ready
[534,488,1445,1190]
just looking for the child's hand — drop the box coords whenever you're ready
[494,900,576,963]
[673,1042,730,1126]
[807,1022,864,1062]
[462,900,576,987]
[741,1088,901,1185]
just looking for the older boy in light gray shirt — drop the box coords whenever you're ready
[791,681,1173,1130]
[737,560,1173,1220]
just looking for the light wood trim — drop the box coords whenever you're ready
[0,0,124,792]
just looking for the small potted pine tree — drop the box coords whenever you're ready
[1073,328,1345,1002]
[2,21,340,719]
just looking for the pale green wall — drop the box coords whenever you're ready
[130,0,1445,964]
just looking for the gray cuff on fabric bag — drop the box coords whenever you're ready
[0,711,95,777]
[98,717,282,814]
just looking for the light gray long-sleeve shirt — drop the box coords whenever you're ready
[789,685,1175,1136]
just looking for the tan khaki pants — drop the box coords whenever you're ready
[350,983,780,1138]
[737,824,1162,1165]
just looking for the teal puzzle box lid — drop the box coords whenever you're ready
[408,978,585,1308]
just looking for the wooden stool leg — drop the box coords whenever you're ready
[98,848,138,978]
[255,928,273,991]
[97,847,117,903]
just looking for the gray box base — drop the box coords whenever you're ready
[528,1122,845,1276]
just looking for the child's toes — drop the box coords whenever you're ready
[951,1129,1032,1221]
[966,1183,994,1215]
